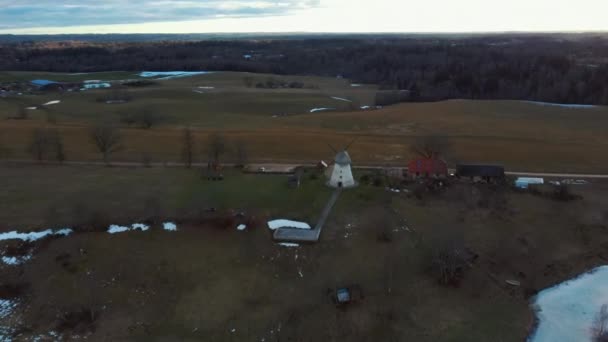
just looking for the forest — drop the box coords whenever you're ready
[2,33,608,104]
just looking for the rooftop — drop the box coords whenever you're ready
[335,151,352,165]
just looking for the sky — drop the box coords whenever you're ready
[0,0,606,34]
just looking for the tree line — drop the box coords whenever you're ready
[3,34,608,104]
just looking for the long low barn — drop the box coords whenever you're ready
[456,164,505,179]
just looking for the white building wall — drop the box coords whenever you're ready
[328,164,356,188]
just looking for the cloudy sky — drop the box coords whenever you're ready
[0,0,606,34]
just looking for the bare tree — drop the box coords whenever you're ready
[207,133,226,164]
[90,124,122,166]
[15,107,29,120]
[181,127,194,168]
[27,128,49,162]
[139,110,164,129]
[49,129,66,163]
[593,304,608,342]
[235,140,248,168]
[0,129,7,159]
[431,234,468,286]
[410,135,451,159]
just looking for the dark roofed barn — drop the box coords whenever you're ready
[456,164,505,181]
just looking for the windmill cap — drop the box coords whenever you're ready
[335,150,352,165]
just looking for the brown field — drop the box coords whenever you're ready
[1,72,608,172]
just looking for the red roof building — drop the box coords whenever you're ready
[408,158,448,178]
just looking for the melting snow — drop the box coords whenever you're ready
[107,223,149,234]
[331,96,352,102]
[267,219,311,230]
[0,229,73,242]
[310,108,334,113]
[278,243,300,248]
[107,225,129,234]
[25,107,37,110]
[163,222,177,231]
[42,100,60,106]
[0,299,17,319]
[2,255,31,266]
[237,224,247,231]
[524,101,597,109]
[139,71,211,80]
[132,223,149,231]
[529,265,608,342]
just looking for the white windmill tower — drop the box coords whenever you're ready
[327,140,357,189]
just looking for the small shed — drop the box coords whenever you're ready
[408,158,448,178]
[515,177,544,189]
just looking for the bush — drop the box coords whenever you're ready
[373,176,385,187]
[359,174,371,185]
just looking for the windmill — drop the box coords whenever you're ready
[326,139,357,189]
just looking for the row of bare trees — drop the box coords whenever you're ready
[27,128,65,163]
[16,124,249,168]
[181,129,248,168]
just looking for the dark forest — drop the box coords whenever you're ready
[2,34,608,104]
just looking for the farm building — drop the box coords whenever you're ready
[408,158,448,178]
[83,82,111,89]
[515,177,544,189]
[456,164,505,181]
[30,79,64,91]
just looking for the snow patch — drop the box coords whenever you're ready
[268,219,311,230]
[278,243,300,248]
[310,108,334,113]
[237,224,247,231]
[524,101,597,109]
[529,265,608,342]
[163,222,177,231]
[42,100,60,106]
[25,106,37,110]
[350,84,362,87]
[0,299,17,319]
[139,71,211,80]
[198,86,215,89]
[0,228,73,242]
[107,223,149,234]
[2,255,31,266]
[331,96,352,102]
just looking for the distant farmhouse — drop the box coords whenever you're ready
[30,79,63,91]
[456,164,505,182]
[30,79,82,92]
[408,157,448,179]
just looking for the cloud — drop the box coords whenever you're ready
[0,0,321,29]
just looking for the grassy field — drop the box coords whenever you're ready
[1,165,607,341]
[1,71,608,172]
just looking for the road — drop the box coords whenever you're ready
[2,159,608,179]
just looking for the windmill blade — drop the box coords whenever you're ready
[327,143,338,153]
[344,137,358,151]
